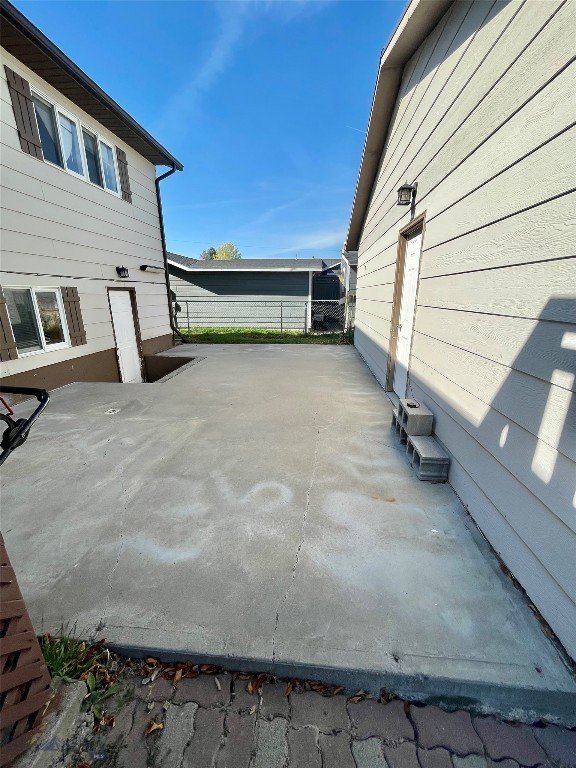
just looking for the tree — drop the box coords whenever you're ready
[214,242,242,260]
[199,247,217,261]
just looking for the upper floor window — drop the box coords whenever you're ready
[32,95,62,167]
[99,140,119,193]
[4,288,69,355]
[31,90,120,195]
[58,111,84,175]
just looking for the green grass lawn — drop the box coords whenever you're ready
[178,327,352,344]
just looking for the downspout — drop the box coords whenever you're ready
[155,164,188,343]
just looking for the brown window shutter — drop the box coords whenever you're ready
[0,288,18,362]
[115,148,132,203]
[61,287,87,347]
[4,66,43,160]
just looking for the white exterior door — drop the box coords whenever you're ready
[392,231,422,398]
[109,290,142,383]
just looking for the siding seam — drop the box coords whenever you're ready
[413,328,575,392]
[362,0,530,234]
[409,349,574,462]
[420,253,576,280]
[407,378,576,596]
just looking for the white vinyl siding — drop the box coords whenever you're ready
[354,0,576,657]
[0,48,171,377]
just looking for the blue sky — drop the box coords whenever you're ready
[16,1,403,261]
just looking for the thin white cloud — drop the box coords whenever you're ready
[158,0,331,129]
[237,194,311,231]
[158,4,248,128]
[267,227,346,256]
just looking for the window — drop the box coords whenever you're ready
[58,112,84,175]
[82,129,103,187]
[4,288,69,356]
[32,95,62,167]
[30,89,120,195]
[99,141,118,192]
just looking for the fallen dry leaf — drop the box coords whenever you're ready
[348,690,366,703]
[200,664,221,674]
[379,690,394,704]
[102,714,115,729]
[145,657,158,665]
[144,721,164,737]
[174,669,182,685]
[247,674,267,695]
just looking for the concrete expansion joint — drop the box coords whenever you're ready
[271,416,322,666]
[101,482,127,635]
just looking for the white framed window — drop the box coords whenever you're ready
[30,88,121,196]
[4,287,70,357]
[57,109,85,177]
[81,127,103,186]
[98,139,119,193]
[31,94,63,168]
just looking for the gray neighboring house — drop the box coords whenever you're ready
[345,0,575,658]
[167,254,340,329]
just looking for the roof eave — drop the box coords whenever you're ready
[344,0,453,251]
[0,0,183,170]
[167,261,323,273]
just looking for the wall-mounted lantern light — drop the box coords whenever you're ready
[397,181,418,219]
[116,266,129,278]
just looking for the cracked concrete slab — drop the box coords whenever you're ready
[2,344,575,725]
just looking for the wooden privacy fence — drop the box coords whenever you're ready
[0,534,51,766]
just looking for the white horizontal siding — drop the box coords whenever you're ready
[354,0,576,657]
[0,48,173,373]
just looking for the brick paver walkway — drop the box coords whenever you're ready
[82,672,575,768]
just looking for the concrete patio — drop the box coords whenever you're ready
[2,344,575,725]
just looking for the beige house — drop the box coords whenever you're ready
[0,1,182,388]
[346,0,575,658]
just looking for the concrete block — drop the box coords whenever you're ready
[251,718,288,768]
[352,737,388,768]
[13,681,86,768]
[398,399,433,436]
[319,732,355,768]
[392,412,408,445]
[347,700,413,744]
[411,705,483,754]
[291,692,349,732]
[406,435,450,481]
